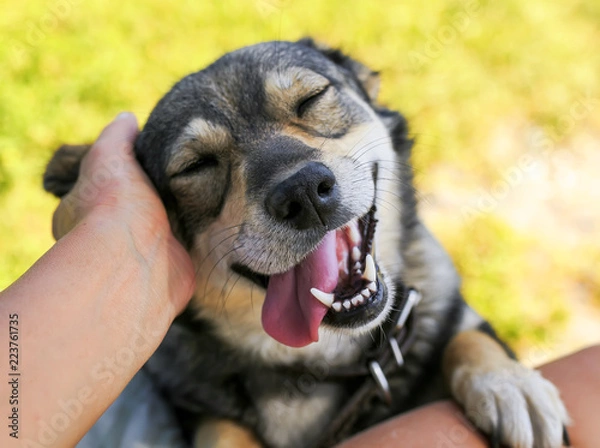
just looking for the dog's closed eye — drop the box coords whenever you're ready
[173,154,219,178]
[296,85,331,117]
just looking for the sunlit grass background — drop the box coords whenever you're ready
[1,0,599,360]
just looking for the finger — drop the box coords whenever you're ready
[80,112,139,176]
[95,112,139,155]
[52,113,139,240]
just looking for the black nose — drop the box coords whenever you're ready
[265,162,340,230]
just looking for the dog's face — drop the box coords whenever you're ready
[135,40,412,349]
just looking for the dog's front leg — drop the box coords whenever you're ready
[442,330,569,448]
[194,418,262,448]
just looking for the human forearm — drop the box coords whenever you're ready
[338,346,600,448]
[0,214,190,446]
[0,113,195,447]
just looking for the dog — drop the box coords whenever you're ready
[44,39,570,448]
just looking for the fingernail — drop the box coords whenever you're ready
[115,112,133,121]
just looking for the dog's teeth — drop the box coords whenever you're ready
[363,254,376,282]
[367,281,377,293]
[353,261,361,271]
[343,300,351,310]
[349,223,361,246]
[351,247,361,262]
[361,288,371,298]
[332,302,342,312]
[310,288,334,308]
[352,294,365,306]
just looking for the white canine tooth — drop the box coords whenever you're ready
[361,288,371,298]
[367,281,377,293]
[357,295,365,304]
[351,295,361,306]
[363,254,376,282]
[351,247,361,262]
[310,288,334,308]
[332,302,342,312]
[353,262,361,271]
[343,300,351,310]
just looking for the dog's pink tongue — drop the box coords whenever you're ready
[262,232,338,347]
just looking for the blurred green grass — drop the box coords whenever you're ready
[1,0,599,353]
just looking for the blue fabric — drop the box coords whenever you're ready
[77,369,187,448]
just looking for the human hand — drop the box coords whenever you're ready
[52,112,195,314]
[0,113,196,446]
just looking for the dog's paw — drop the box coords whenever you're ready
[450,360,570,448]
[194,418,262,448]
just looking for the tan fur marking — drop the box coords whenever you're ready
[359,70,380,101]
[194,419,261,448]
[279,124,327,148]
[442,330,509,382]
[167,119,232,177]
[264,67,330,114]
[181,118,232,147]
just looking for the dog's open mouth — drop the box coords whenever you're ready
[232,205,387,348]
[323,205,380,313]
[321,206,387,327]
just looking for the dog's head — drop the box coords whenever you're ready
[46,39,414,349]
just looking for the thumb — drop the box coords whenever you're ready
[79,112,139,176]
[95,112,139,156]
[52,113,140,240]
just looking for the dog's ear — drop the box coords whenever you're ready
[297,37,380,102]
[43,144,91,198]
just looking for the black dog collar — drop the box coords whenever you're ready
[311,286,421,447]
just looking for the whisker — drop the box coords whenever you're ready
[344,123,385,159]
[202,244,242,299]
[348,136,394,161]
[220,272,245,319]
[196,232,238,273]
[210,223,244,238]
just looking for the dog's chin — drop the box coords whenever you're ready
[231,205,394,335]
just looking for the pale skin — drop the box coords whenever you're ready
[0,113,597,447]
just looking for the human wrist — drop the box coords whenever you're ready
[0,213,175,447]
[82,207,170,265]
[81,207,191,319]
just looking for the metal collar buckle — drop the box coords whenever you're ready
[369,288,421,405]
